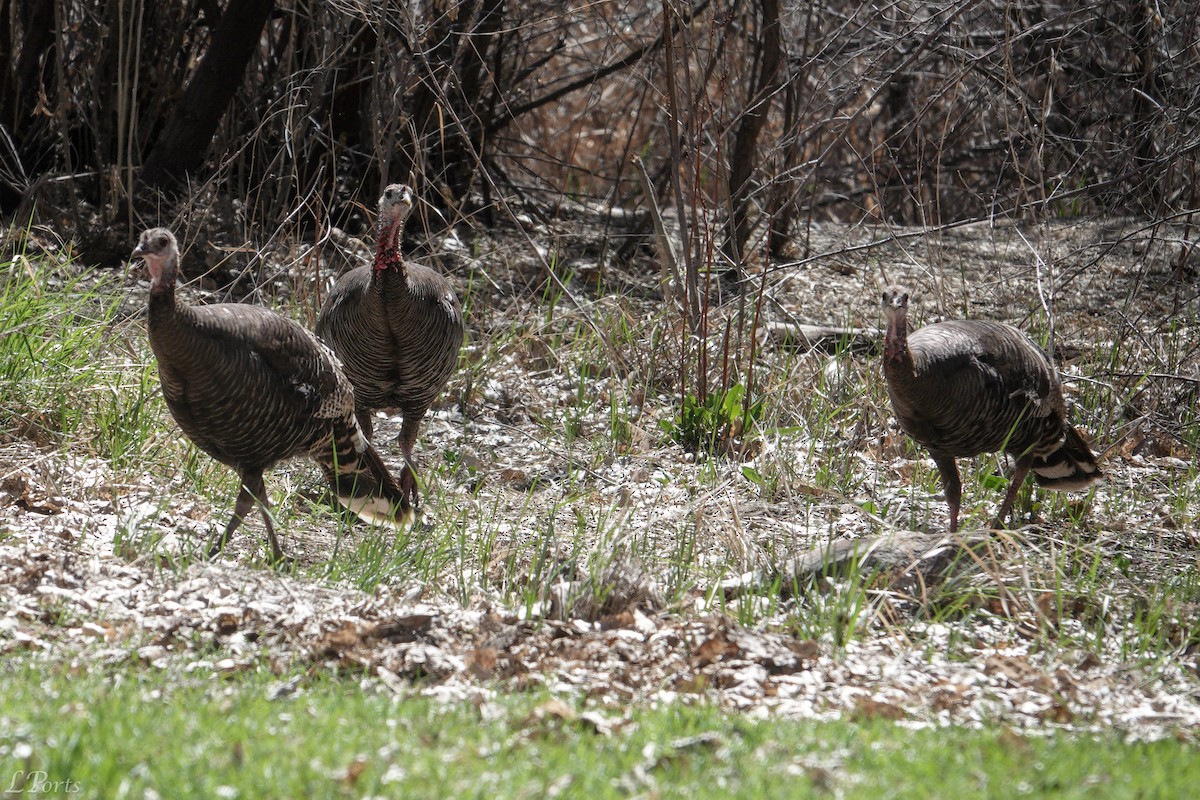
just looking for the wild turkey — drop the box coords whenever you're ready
[881,285,1101,531]
[132,227,413,561]
[315,183,464,505]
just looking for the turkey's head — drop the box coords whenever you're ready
[133,227,179,292]
[881,285,909,312]
[374,183,414,272]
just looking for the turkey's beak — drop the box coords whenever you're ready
[131,243,160,276]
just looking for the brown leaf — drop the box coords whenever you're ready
[80,621,115,641]
[214,610,242,635]
[791,639,820,661]
[466,647,498,679]
[523,699,577,732]
[985,654,1033,684]
[372,614,435,642]
[600,610,636,630]
[1035,592,1058,622]
[2,473,63,515]
[500,468,531,489]
[673,673,710,693]
[694,633,739,666]
[342,757,368,787]
[852,697,907,721]
[930,683,969,712]
[1041,702,1075,724]
[315,621,362,657]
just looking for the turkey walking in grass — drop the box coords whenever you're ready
[315,184,464,507]
[133,227,413,562]
[880,285,1102,531]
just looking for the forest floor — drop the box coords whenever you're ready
[2,210,1199,742]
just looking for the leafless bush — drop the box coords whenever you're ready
[0,0,1194,274]
[0,1,666,263]
[638,0,1200,265]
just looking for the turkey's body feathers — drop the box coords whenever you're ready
[151,300,355,470]
[886,320,1066,464]
[881,293,1101,531]
[316,263,463,422]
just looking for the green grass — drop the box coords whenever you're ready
[0,659,1196,800]
[0,251,162,468]
[4,229,1200,795]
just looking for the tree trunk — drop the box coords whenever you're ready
[0,0,13,131]
[397,0,483,200]
[139,0,275,191]
[766,78,802,259]
[445,0,505,202]
[1,0,55,136]
[723,0,782,283]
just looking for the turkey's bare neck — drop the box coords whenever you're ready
[372,250,412,306]
[375,249,406,276]
[146,253,178,300]
[371,216,411,302]
[376,242,405,272]
[373,217,405,278]
[884,312,912,371]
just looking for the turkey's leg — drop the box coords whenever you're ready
[244,473,287,563]
[932,454,962,533]
[209,473,286,563]
[993,457,1033,529]
[397,415,422,507]
[210,482,256,557]
[355,407,374,440]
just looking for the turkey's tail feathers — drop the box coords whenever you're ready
[1032,426,1103,491]
[317,421,414,527]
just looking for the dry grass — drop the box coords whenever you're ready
[2,209,1199,739]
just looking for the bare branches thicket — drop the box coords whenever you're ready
[774,0,1200,229]
[0,1,667,259]
[0,0,1194,274]
[631,0,1199,267]
[139,0,277,192]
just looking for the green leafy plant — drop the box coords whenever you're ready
[662,381,765,456]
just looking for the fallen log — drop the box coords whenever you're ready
[762,320,879,354]
[718,529,1013,599]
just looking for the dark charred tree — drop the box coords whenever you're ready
[139,0,276,191]
[765,77,803,260]
[1,0,54,138]
[723,0,782,283]
[328,22,377,154]
[0,0,55,208]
